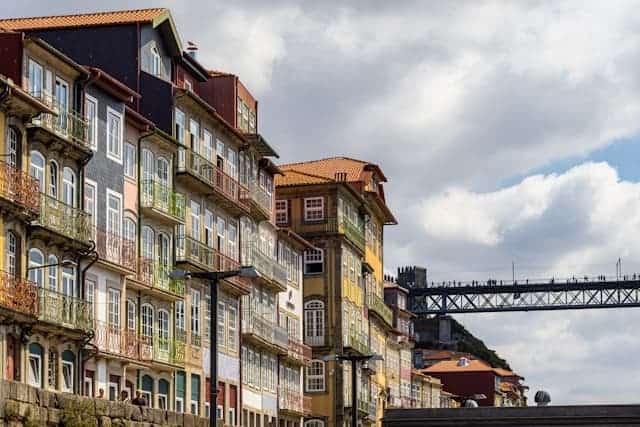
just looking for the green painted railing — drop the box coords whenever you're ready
[176,236,214,269]
[138,258,185,296]
[38,288,92,331]
[367,293,394,327]
[37,193,92,244]
[140,180,185,221]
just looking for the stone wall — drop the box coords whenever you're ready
[0,380,209,427]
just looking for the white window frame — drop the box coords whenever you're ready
[85,94,98,151]
[106,189,123,237]
[5,231,17,277]
[141,303,154,338]
[124,142,136,179]
[127,299,136,331]
[151,46,161,77]
[304,249,324,275]
[306,360,325,392]
[275,199,288,225]
[108,288,120,328]
[304,197,324,222]
[28,351,41,387]
[106,106,123,164]
[28,248,44,287]
[29,150,45,192]
[175,397,184,413]
[62,360,74,393]
[304,300,325,346]
[84,179,97,236]
[191,289,201,338]
[62,167,76,207]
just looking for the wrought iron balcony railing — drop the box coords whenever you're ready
[245,243,288,289]
[92,321,143,360]
[239,178,272,218]
[296,217,365,251]
[366,293,394,327]
[32,108,90,150]
[0,161,40,214]
[176,235,214,269]
[344,330,369,355]
[94,228,136,271]
[278,388,306,414]
[242,310,288,349]
[140,180,186,222]
[36,193,92,244]
[338,218,365,252]
[0,270,38,316]
[38,288,92,330]
[138,258,186,296]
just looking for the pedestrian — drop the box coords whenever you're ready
[120,390,129,403]
[132,390,144,406]
[98,388,105,399]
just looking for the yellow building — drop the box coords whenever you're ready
[275,157,396,427]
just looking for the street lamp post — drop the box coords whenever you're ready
[171,266,258,427]
[324,353,382,427]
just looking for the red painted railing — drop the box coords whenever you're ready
[0,161,40,214]
[0,270,38,316]
[288,337,312,364]
[94,228,136,271]
[92,321,145,360]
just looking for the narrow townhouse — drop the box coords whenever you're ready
[0,31,94,394]
[275,157,397,427]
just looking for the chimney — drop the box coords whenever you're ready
[187,41,198,60]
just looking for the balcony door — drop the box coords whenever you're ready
[7,127,19,169]
[156,157,170,210]
[157,233,171,287]
[55,77,69,134]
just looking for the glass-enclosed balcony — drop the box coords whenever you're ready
[35,193,92,246]
[242,309,288,352]
[177,149,249,215]
[0,270,38,317]
[152,338,184,365]
[38,288,92,331]
[138,258,185,297]
[366,293,393,327]
[295,217,365,252]
[246,243,288,291]
[338,218,365,252]
[140,180,185,223]
[176,235,214,271]
[344,330,369,355]
[240,178,272,221]
[0,161,40,218]
[286,337,312,365]
[29,108,91,157]
[94,228,136,271]
[278,388,307,415]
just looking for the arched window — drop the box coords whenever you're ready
[305,360,325,392]
[156,157,169,186]
[61,350,75,393]
[151,46,161,76]
[7,127,18,168]
[28,248,44,287]
[123,217,136,243]
[28,343,43,387]
[6,231,17,277]
[142,226,154,260]
[158,378,169,410]
[304,300,325,346]
[142,149,154,181]
[49,160,58,198]
[304,421,325,427]
[47,254,58,291]
[62,167,75,206]
[141,304,154,338]
[157,310,169,352]
[29,151,45,192]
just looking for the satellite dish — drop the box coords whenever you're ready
[464,399,479,408]
[534,390,551,406]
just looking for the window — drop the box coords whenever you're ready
[61,351,74,393]
[84,180,97,236]
[62,167,75,206]
[107,108,123,162]
[191,289,201,340]
[47,349,58,388]
[304,197,324,221]
[158,310,170,351]
[85,95,98,150]
[151,46,161,76]
[175,300,186,337]
[304,249,324,274]
[48,255,58,291]
[306,360,325,392]
[142,226,154,259]
[228,223,237,260]
[304,300,325,346]
[191,374,200,415]
[190,200,200,240]
[28,58,43,97]
[204,295,211,342]
[6,127,18,167]
[175,108,185,145]
[275,200,288,225]
[123,217,136,245]
[216,300,225,348]
[127,300,136,331]
[6,231,17,277]
[141,304,154,338]
[124,143,136,178]
[106,190,122,237]
[28,248,44,287]
[29,151,45,192]
[49,160,58,198]
[108,288,120,328]
[204,210,214,248]
[228,302,237,351]
[61,264,75,297]
[28,343,43,387]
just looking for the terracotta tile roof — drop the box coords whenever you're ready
[424,359,494,373]
[0,8,167,31]
[279,156,372,183]
[493,368,522,379]
[208,69,235,77]
[275,170,334,187]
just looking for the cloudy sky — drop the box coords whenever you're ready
[5,0,640,405]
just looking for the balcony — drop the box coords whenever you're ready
[246,243,288,292]
[366,293,393,327]
[176,149,249,215]
[0,161,40,220]
[140,180,185,224]
[137,258,185,298]
[38,288,92,332]
[32,193,92,247]
[94,228,136,272]
[293,218,364,252]
[240,179,272,221]
[176,235,215,271]
[0,271,38,317]
[29,108,91,160]
[278,388,308,415]
[92,321,144,360]
[286,337,312,365]
[346,396,370,415]
[344,330,369,356]
[337,218,365,252]
[242,310,288,353]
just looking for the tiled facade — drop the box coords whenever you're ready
[0,7,448,427]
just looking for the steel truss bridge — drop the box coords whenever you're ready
[409,275,640,314]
